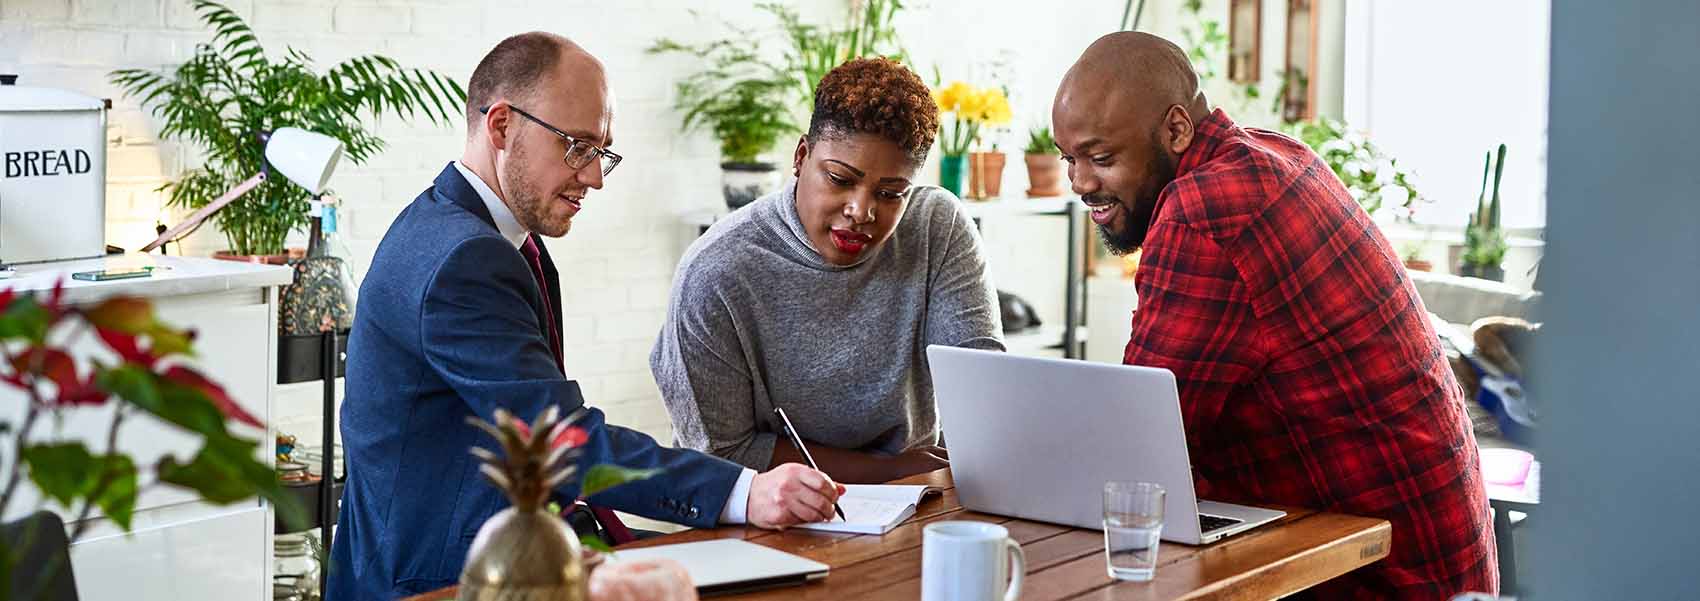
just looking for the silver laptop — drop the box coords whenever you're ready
[926,345,1286,545]
[612,539,828,595]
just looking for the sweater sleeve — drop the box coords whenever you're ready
[650,258,780,470]
[924,191,1005,351]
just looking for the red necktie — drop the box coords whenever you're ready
[520,236,564,373]
[522,236,635,544]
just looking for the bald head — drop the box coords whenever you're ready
[1052,32,1212,256]
[465,32,605,133]
[1057,31,1206,127]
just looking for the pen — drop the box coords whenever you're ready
[773,407,848,523]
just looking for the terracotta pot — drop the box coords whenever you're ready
[213,250,291,265]
[1403,259,1433,272]
[1025,153,1067,197]
[967,151,1006,200]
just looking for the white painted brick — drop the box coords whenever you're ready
[626,279,672,310]
[76,0,163,27]
[123,33,199,68]
[16,28,76,65]
[560,315,596,344]
[347,199,404,241]
[408,3,473,35]
[333,4,410,34]
[71,30,129,66]
[605,251,673,282]
[252,1,332,34]
[562,285,626,315]
[552,255,608,288]
[164,0,252,30]
[564,343,623,377]
[593,310,663,343]
[107,144,179,179]
[594,371,660,403]
[3,0,71,21]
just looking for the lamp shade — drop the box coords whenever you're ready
[265,127,344,194]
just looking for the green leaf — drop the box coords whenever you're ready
[100,365,228,440]
[579,535,614,554]
[18,445,138,530]
[89,454,139,531]
[20,442,95,506]
[0,295,52,342]
[580,465,663,499]
[158,436,307,530]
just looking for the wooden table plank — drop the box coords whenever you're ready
[732,517,1069,600]
[406,469,1389,601]
[1049,514,1390,601]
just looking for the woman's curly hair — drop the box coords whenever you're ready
[807,57,939,166]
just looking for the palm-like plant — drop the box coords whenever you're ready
[110,1,465,256]
[648,0,908,164]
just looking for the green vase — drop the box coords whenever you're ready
[939,154,966,198]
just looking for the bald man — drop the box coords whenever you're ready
[1054,32,1496,598]
[328,33,843,598]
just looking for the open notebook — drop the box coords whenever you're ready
[796,484,940,535]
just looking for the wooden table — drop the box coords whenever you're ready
[410,469,1390,600]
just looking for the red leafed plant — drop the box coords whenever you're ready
[0,281,302,588]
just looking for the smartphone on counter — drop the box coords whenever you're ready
[71,268,153,282]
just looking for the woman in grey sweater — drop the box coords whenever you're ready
[651,58,1004,484]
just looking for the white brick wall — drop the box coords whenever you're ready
[2,0,1244,452]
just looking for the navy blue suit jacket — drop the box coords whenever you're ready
[327,164,743,598]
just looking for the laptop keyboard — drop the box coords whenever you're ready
[1199,513,1244,533]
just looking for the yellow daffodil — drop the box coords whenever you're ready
[933,81,972,113]
[978,89,1012,124]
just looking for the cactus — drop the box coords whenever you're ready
[1462,145,1510,276]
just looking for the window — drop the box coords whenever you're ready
[1344,0,1550,228]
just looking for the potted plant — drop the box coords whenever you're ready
[934,81,1010,199]
[1401,241,1433,272]
[1024,126,1067,197]
[110,1,464,263]
[0,284,303,589]
[647,37,798,210]
[1460,145,1509,281]
[650,1,909,209]
[1282,117,1423,220]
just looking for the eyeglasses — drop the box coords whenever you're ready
[481,104,622,177]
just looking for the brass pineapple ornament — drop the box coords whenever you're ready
[458,406,589,601]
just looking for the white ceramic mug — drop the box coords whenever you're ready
[922,521,1026,601]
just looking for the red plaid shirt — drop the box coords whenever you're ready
[1125,109,1497,598]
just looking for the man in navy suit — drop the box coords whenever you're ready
[327,33,845,599]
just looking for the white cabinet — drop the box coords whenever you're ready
[0,255,291,601]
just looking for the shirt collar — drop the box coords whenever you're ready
[1174,108,1238,179]
[452,160,529,249]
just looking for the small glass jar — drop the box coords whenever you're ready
[274,533,320,600]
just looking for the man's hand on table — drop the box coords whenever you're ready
[588,559,697,601]
[746,463,846,529]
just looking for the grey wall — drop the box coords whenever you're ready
[1532,0,1700,598]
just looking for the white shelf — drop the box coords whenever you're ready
[1003,324,1088,355]
[958,195,1080,219]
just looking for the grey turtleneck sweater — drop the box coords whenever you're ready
[650,182,1004,470]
